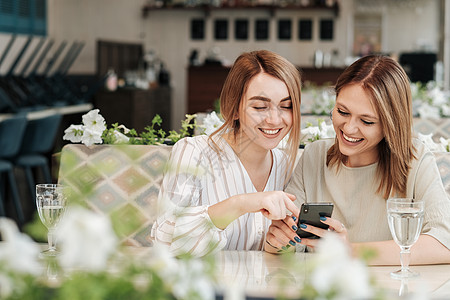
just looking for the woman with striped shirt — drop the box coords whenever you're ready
[150,50,303,257]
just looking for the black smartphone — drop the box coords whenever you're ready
[296,203,334,239]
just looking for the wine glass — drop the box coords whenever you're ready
[36,184,67,257]
[387,198,424,279]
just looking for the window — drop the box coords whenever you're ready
[235,19,248,40]
[278,19,291,40]
[0,0,47,35]
[191,19,205,40]
[255,19,269,41]
[298,19,313,40]
[215,19,228,40]
[320,19,333,40]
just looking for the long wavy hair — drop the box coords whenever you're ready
[210,50,302,181]
[327,55,415,199]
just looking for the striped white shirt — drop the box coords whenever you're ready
[150,135,289,257]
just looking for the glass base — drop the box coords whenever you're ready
[39,248,60,258]
[390,268,420,279]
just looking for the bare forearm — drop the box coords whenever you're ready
[207,195,245,230]
[207,191,299,230]
[353,235,450,266]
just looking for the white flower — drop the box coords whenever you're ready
[172,259,215,300]
[117,124,131,134]
[81,127,104,146]
[0,218,41,276]
[428,87,448,106]
[311,89,335,115]
[417,103,441,120]
[418,133,446,152]
[146,243,179,277]
[146,244,214,300]
[63,124,84,143]
[56,206,118,272]
[301,120,335,144]
[310,232,373,299]
[302,125,321,138]
[82,109,106,133]
[113,130,130,144]
[63,109,108,146]
[202,111,224,136]
[319,121,335,139]
[442,104,450,117]
[410,82,420,96]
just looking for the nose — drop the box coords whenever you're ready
[343,117,359,134]
[265,107,282,125]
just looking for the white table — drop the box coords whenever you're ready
[214,250,450,299]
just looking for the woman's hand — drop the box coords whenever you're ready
[298,216,349,249]
[265,215,302,254]
[209,191,299,230]
[256,191,299,220]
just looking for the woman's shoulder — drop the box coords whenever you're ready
[172,135,230,158]
[173,135,210,150]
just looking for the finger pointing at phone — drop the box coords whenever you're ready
[260,192,300,220]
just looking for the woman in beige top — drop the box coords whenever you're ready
[265,55,450,265]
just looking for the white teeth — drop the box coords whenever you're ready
[343,132,362,143]
[261,129,280,135]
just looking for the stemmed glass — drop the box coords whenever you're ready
[36,184,67,257]
[387,198,424,279]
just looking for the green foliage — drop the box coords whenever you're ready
[103,114,197,145]
[23,213,47,242]
[167,114,197,144]
[4,264,176,300]
[213,98,221,114]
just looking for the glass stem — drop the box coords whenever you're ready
[400,247,411,272]
[48,229,56,251]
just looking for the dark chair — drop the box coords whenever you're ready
[14,113,62,202]
[0,115,28,224]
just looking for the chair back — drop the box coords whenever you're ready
[19,113,62,155]
[0,115,27,158]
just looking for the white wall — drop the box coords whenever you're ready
[383,1,439,53]
[0,0,440,130]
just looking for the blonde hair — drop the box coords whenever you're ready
[327,55,414,199]
[210,50,302,180]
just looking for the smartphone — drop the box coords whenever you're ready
[296,203,334,239]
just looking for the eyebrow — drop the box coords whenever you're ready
[338,103,378,120]
[249,96,291,102]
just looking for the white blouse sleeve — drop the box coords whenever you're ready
[150,137,226,257]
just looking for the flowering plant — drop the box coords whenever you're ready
[297,233,377,299]
[63,109,197,146]
[0,205,216,300]
[417,132,450,152]
[411,81,450,119]
[63,109,107,146]
[300,119,335,145]
[200,111,224,136]
[310,87,336,116]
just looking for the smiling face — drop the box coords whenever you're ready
[332,83,384,167]
[237,72,293,153]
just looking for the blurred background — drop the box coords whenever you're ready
[0,0,447,130]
